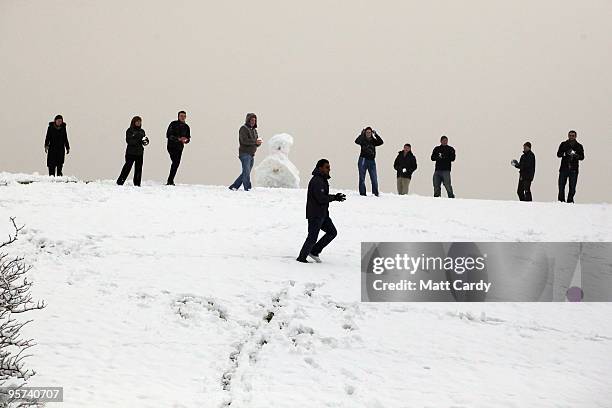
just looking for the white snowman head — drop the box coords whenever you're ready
[267,133,294,156]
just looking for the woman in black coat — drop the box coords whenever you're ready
[117,116,149,187]
[44,115,70,176]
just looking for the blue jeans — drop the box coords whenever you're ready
[433,170,454,198]
[358,157,379,196]
[230,153,255,190]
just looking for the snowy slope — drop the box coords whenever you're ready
[0,172,611,408]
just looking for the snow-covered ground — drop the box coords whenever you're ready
[0,172,611,408]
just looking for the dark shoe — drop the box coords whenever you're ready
[360,193,367,196]
[229,186,238,191]
[296,258,310,263]
[166,182,175,186]
[116,180,124,186]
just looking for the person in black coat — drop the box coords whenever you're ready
[117,116,149,187]
[557,130,585,203]
[44,115,70,176]
[355,127,384,196]
[512,142,536,201]
[430,135,455,198]
[393,144,418,195]
[166,111,191,185]
[297,159,346,263]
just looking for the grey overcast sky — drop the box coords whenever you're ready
[1,1,610,202]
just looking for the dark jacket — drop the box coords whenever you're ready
[557,140,584,172]
[239,113,259,156]
[514,150,536,181]
[306,168,336,219]
[45,122,70,167]
[393,151,418,178]
[355,130,384,160]
[126,127,147,156]
[166,120,190,150]
[431,145,456,171]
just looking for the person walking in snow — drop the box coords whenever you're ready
[557,130,585,203]
[430,135,455,198]
[393,144,418,195]
[229,113,262,191]
[117,116,149,187]
[511,142,535,201]
[297,159,346,263]
[44,114,70,176]
[166,111,191,186]
[355,127,384,196]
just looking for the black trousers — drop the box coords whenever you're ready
[298,216,338,260]
[48,164,63,177]
[517,179,532,201]
[117,154,143,186]
[167,147,183,184]
[558,169,578,203]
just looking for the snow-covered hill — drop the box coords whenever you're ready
[1,173,611,408]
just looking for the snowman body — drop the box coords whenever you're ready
[254,133,300,189]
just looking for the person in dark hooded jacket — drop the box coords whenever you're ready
[297,159,346,263]
[44,115,70,176]
[229,113,262,191]
[117,116,149,187]
[512,142,536,201]
[355,127,383,196]
[393,144,418,195]
[166,111,191,185]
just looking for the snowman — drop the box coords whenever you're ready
[254,133,300,188]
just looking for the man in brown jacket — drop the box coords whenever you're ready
[229,113,262,191]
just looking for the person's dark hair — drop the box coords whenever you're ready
[178,111,186,118]
[440,135,448,141]
[316,159,330,168]
[131,116,142,128]
[364,127,373,132]
[568,130,577,136]
[404,143,411,148]
[524,141,532,148]
[54,114,63,121]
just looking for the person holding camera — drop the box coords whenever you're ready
[297,159,346,263]
[393,143,418,195]
[557,130,584,203]
[511,142,536,201]
[355,127,384,196]
[166,111,191,186]
[430,135,456,198]
[117,116,149,187]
